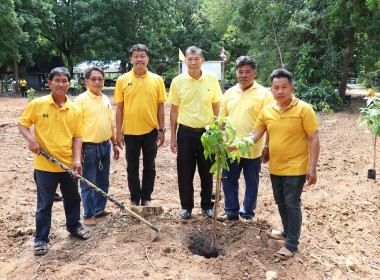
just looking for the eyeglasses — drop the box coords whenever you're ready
[89,78,104,82]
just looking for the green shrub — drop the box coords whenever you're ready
[294,82,343,110]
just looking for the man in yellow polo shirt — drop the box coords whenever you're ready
[231,68,320,260]
[19,77,27,97]
[18,67,91,256]
[75,66,119,226]
[169,46,222,219]
[115,44,167,206]
[217,56,273,223]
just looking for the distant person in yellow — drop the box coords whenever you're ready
[366,85,375,98]
[114,44,167,206]
[217,56,273,224]
[20,77,27,97]
[18,67,91,256]
[169,46,222,220]
[75,66,119,226]
[230,68,320,260]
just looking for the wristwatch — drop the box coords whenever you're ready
[159,128,166,133]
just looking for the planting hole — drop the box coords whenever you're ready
[188,232,225,259]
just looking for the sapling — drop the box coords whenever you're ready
[201,116,255,249]
[357,98,380,179]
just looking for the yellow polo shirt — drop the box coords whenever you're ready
[20,79,27,86]
[114,70,167,135]
[254,97,319,175]
[168,70,222,128]
[219,82,273,159]
[75,90,114,143]
[368,88,375,98]
[19,94,83,172]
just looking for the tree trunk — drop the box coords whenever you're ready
[14,59,20,95]
[338,27,356,99]
[120,59,127,74]
[67,55,74,77]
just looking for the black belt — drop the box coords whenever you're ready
[179,124,206,133]
[83,140,110,146]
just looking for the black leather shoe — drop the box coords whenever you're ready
[202,208,214,218]
[217,213,239,222]
[180,209,192,220]
[54,193,63,202]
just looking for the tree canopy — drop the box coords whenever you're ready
[1,0,380,97]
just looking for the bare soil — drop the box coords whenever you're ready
[0,89,379,280]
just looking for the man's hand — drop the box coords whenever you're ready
[170,139,178,154]
[262,147,269,163]
[306,167,317,185]
[28,138,41,155]
[72,160,82,176]
[113,145,120,160]
[116,133,124,149]
[157,131,165,148]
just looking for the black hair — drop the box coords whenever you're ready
[185,46,204,58]
[270,68,293,85]
[236,56,256,70]
[48,67,70,81]
[85,66,105,79]
[129,44,149,57]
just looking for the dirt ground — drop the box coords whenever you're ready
[0,88,379,280]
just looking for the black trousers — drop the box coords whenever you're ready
[124,129,158,203]
[177,125,213,210]
[21,86,27,97]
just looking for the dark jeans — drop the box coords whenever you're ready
[81,142,111,218]
[34,170,82,243]
[222,157,261,218]
[124,129,158,203]
[21,86,27,97]
[177,125,213,210]
[270,174,306,253]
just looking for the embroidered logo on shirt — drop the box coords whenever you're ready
[128,83,132,86]
[43,114,49,118]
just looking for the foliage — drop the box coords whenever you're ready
[294,82,343,111]
[201,117,254,177]
[27,88,36,102]
[358,98,380,138]
[358,70,380,89]
[201,116,254,249]
[357,98,380,170]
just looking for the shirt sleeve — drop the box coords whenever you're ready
[73,108,83,137]
[114,77,124,103]
[157,77,167,103]
[212,76,222,103]
[18,100,36,128]
[254,109,267,130]
[218,89,230,118]
[302,105,319,133]
[168,79,179,105]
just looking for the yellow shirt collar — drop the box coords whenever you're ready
[132,69,148,78]
[272,95,299,111]
[48,93,69,110]
[86,89,102,99]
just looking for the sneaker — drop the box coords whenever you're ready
[217,213,239,222]
[202,208,214,218]
[180,209,192,220]
[267,230,287,241]
[242,216,253,223]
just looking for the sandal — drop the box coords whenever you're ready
[34,242,48,256]
[274,247,294,260]
[71,227,91,240]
